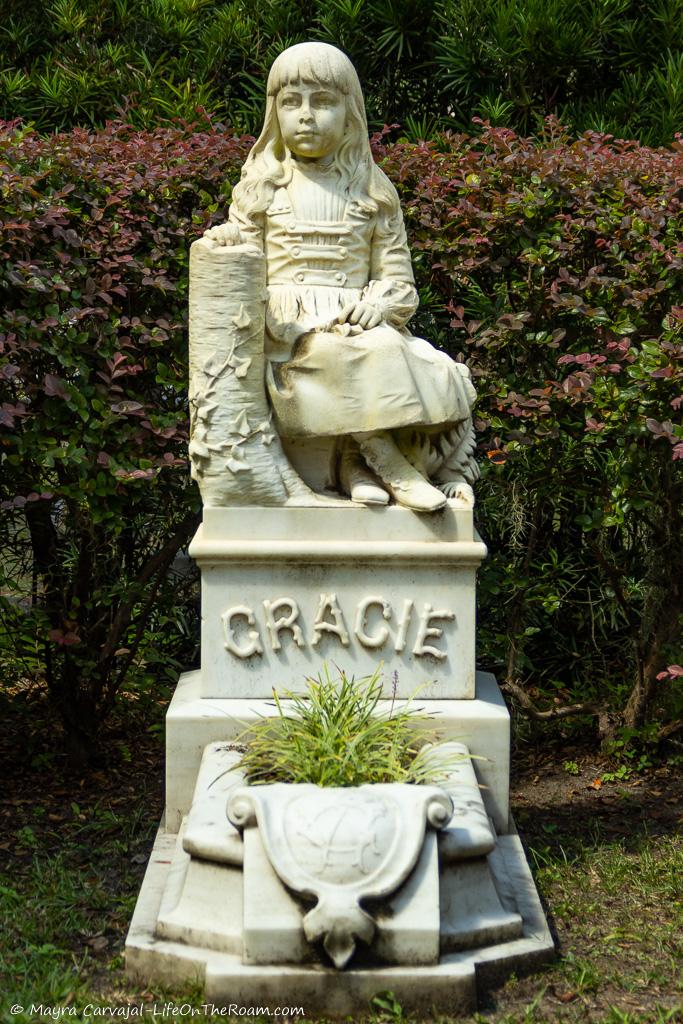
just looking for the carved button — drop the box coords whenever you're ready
[292,246,301,256]
[287,222,298,232]
[335,272,345,283]
[295,272,305,283]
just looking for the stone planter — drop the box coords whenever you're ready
[226,775,454,969]
[126,738,554,1016]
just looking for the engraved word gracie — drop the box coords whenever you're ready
[220,593,455,660]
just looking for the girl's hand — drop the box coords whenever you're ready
[337,301,382,330]
[204,222,244,247]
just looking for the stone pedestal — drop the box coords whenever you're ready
[164,668,511,835]
[126,500,554,1011]
[127,825,552,1018]
[191,505,486,700]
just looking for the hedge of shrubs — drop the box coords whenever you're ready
[0,120,681,760]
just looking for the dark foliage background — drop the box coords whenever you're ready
[1,120,680,762]
[0,0,681,145]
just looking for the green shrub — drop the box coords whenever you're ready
[0,121,251,762]
[0,0,681,145]
[377,123,682,734]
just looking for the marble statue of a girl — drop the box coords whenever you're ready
[194,42,478,512]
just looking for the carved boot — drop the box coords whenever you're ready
[357,432,447,512]
[339,439,390,505]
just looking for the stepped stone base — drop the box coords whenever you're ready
[126,824,554,1017]
[126,670,554,1016]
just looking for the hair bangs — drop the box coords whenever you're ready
[267,42,355,97]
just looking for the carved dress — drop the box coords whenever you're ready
[229,160,474,439]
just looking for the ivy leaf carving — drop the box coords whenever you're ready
[230,409,251,436]
[226,449,250,473]
[232,304,251,329]
[188,437,210,459]
[203,354,223,377]
[257,418,275,445]
[229,355,252,379]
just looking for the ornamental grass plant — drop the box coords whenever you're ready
[236,666,462,788]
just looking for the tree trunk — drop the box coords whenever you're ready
[622,590,682,729]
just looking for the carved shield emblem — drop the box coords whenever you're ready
[227,782,452,968]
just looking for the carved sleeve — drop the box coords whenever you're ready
[365,211,419,328]
[228,202,265,250]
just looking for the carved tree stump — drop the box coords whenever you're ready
[188,238,307,506]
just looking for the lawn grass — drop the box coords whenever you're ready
[1,813,680,1021]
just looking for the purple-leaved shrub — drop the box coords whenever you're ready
[1,120,680,758]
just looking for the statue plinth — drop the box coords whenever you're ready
[190,503,485,701]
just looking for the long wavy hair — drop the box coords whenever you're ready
[231,42,399,225]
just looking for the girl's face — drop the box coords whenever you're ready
[276,82,346,162]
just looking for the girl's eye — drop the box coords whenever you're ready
[280,95,300,108]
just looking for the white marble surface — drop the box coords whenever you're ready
[158,740,513,972]
[241,826,443,967]
[156,823,243,954]
[189,42,479,511]
[428,742,497,861]
[182,743,244,866]
[188,240,291,507]
[126,823,553,1017]
[242,827,312,965]
[228,780,451,968]
[201,502,475,542]
[157,739,510,971]
[440,858,522,952]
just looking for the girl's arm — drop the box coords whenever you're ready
[227,203,265,249]
[363,210,419,328]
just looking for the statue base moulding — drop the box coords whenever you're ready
[191,503,484,701]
